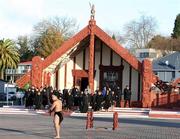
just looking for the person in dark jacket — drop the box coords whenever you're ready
[42,88,48,109]
[115,86,122,107]
[104,89,112,111]
[80,91,89,113]
[29,87,35,109]
[63,88,69,108]
[95,91,103,111]
[124,85,132,107]
[91,89,98,111]
[34,88,42,110]
[46,86,53,106]
[111,91,116,108]
[66,91,74,112]
[24,88,30,108]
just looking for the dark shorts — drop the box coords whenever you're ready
[54,111,63,124]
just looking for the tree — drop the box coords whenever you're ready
[31,16,78,58]
[124,15,157,49]
[147,35,180,55]
[106,30,125,44]
[36,29,64,57]
[0,39,20,79]
[16,35,34,62]
[172,14,180,38]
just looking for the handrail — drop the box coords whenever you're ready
[0,101,14,106]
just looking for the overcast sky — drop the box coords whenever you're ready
[0,0,179,39]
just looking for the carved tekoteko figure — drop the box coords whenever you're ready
[89,3,95,20]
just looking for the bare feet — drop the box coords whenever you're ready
[54,136,60,139]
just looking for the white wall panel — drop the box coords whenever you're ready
[94,51,100,90]
[131,68,138,101]
[76,51,83,70]
[50,73,56,89]
[122,60,130,91]
[59,65,64,90]
[102,44,110,66]
[85,47,89,69]
[66,59,74,89]
[113,52,121,66]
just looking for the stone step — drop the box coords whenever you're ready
[71,112,149,118]
[0,107,47,115]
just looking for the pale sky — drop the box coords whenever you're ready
[0,0,180,39]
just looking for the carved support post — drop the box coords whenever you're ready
[88,19,96,94]
[142,59,153,108]
[113,112,118,130]
[86,111,93,129]
[32,56,43,88]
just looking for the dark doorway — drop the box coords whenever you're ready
[81,77,89,91]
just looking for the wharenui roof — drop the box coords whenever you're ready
[42,19,141,73]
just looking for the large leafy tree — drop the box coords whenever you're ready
[16,35,34,62]
[31,16,78,58]
[0,39,20,79]
[172,14,180,38]
[34,28,64,57]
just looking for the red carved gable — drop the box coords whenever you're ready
[15,71,31,88]
[42,23,142,72]
[17,20,142,89]
[95,25,141,71]
[43,26,90,70]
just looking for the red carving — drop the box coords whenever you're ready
[47,72,51,86]
[43,26,90,69]
[113,112,118,130]
[88,19,96,94]
[86,111,93,129]
[172,77,180,87]
[43,71,47,86]
[31,56,43,88]
[15,70,31,88]
[72,70,89,77]
[141,59,154,107]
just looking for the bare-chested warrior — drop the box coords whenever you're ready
[49,92,63,139]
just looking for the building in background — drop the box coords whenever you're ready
[5,61,32,83]
[135,48,163,62]
[153,52,180,82]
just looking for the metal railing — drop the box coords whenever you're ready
[0,101,14,106]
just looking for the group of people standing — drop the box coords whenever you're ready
[24,85,132,112]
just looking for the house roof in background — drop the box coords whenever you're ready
[19,61,32,65]
[153,52,180,71]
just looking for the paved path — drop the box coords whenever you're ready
[0,114,180,139]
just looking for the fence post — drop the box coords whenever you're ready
[86,111,93,129]
[113,112,118,130]
[90,111,93,128]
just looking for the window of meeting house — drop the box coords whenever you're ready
[140,52,149,58]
